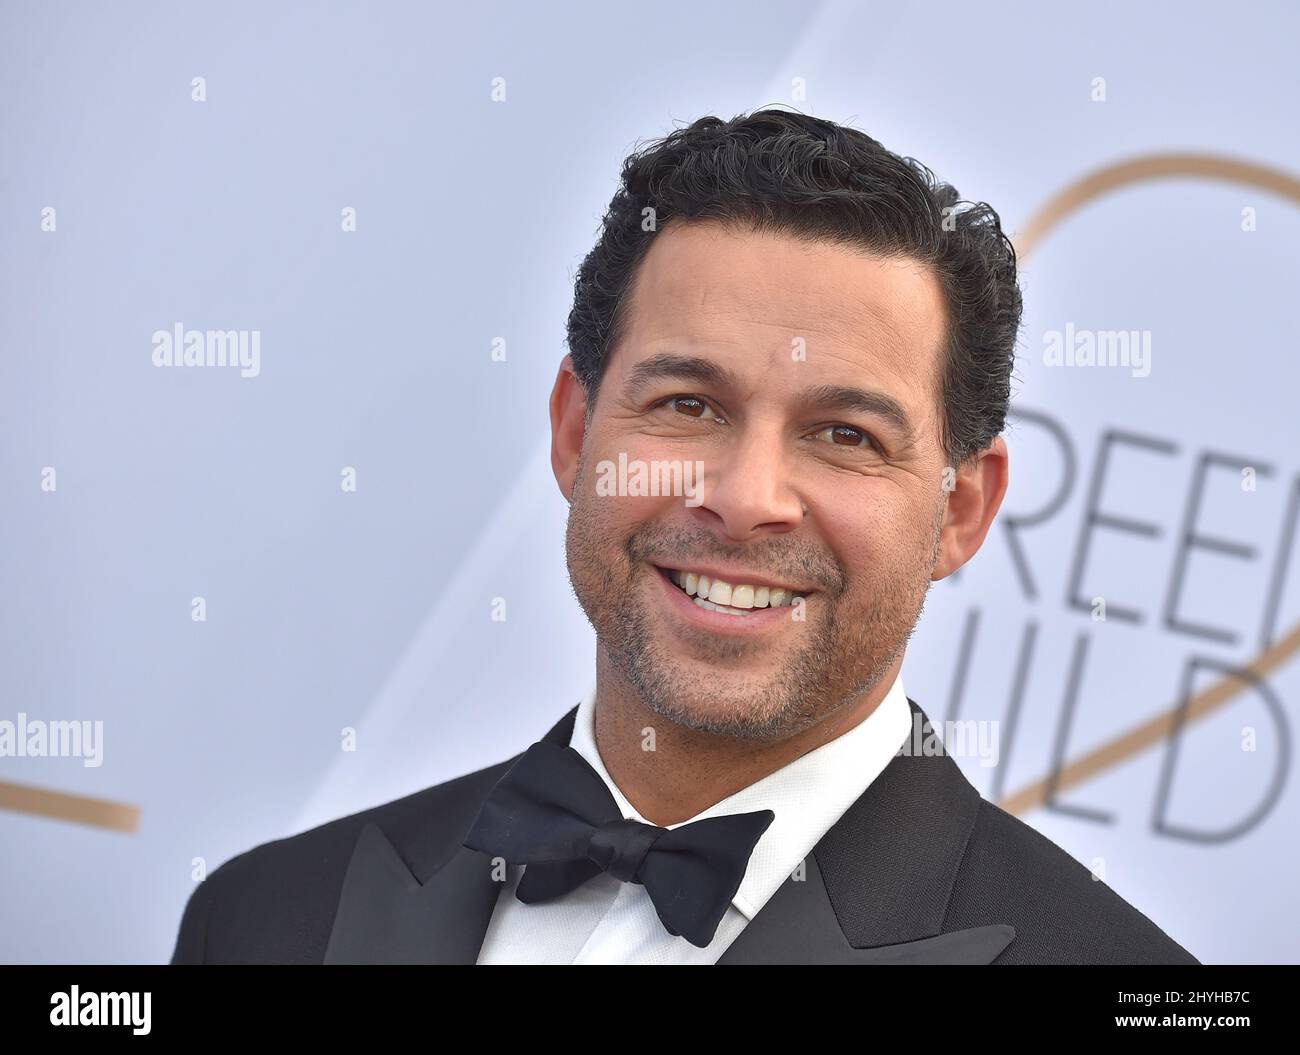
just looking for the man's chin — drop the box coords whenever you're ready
[630,662,816,739]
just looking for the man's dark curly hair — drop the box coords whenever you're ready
[564,108,1022,469]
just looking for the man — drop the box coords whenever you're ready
[170,110,1199,965]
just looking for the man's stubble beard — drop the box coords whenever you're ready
[564,444,945,742]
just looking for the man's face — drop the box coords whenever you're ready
[560,220,952,741]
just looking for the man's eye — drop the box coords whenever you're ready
[662,396,724,422]
[813,424,876,449]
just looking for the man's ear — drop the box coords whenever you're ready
[932,436,1009,580]
[549,355,589,503]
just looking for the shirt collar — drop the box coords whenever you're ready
[567,670,912,921]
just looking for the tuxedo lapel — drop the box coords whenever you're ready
[716,851,1013,964]
[323,826,502,964]
[718,698,1014,963]
[323,707,579,964]
[324,697,1016,964]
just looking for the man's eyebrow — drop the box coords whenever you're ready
[621,353,739,395]
[621,356,918,445]
[799,384,918,443]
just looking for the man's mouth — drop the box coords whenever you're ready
[657,566,810,618]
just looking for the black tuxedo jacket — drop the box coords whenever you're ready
[170,697,1200,964]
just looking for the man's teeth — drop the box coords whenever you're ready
[667,569,805,614]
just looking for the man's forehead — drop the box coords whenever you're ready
[614,222,946,401]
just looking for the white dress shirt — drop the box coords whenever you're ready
[475,671,912,964]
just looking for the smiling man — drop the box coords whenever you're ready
[171,110,1199,965]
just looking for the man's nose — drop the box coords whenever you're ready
[689,427,805,541]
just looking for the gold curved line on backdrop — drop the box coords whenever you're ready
[999,153,1300,816]
[0,779,139,833]
[1014,154,1300,260]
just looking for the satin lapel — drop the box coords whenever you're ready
[716,851,1014,964]
[720,697,1017,964]
[323,704,582,965]
[323,826,502,964]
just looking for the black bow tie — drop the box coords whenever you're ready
[463,740,775,948]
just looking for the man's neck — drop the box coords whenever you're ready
[590,651,903,827]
